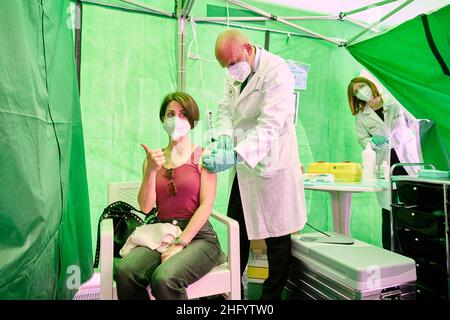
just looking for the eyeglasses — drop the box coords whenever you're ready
[164,168,178,196]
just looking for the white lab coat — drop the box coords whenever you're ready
[215,48,307,240]
[355,95,421,209]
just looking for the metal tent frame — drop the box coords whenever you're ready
[74,0,416,91]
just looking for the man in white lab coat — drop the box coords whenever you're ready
[202,29,307,300]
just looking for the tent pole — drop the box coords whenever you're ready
[194,15,338,22]
[75,1,82,94]
[117,0,173,17]
[194,19,344,44]
[177,1,187,91]
[344,17,380,33]
[226,0,342,46]
[85,0,374,36]
[340,0,400,18]
[196,19,311,37]
[345,0,414,45]
[182,0,195,17]
[81,0,171,17]
[195,15,380,34]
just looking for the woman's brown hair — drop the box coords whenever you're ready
[347,77,381,115]
[159,92,200,128]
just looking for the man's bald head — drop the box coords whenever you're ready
[215,29,254,68]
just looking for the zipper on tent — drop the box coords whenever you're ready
[40,0,65,298]
[421,15,450,76]
[75,1,82,93]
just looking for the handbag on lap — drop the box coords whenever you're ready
[93,201,157,268]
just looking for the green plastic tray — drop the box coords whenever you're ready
[418,169,450,178]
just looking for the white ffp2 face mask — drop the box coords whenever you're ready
[163,117,191,141]
[228,61,251,83]
[355,84,374,102]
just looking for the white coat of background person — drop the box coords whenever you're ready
[347,76,421,249]
[202,29,307,300]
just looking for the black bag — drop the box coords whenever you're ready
[93,201,157,268]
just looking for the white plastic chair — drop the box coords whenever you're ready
[99,181,241,300]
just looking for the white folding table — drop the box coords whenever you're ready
[303,180,389,236]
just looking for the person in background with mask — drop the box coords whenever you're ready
[347,77,421,250]
[115,92,225,300]
[203,29,307,300]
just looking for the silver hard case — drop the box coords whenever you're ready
[287,233,417,300]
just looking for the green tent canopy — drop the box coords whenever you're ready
[347,4,450,170]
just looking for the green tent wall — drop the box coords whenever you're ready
[0,0,93,299]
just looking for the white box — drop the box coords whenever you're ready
[288,232,417,300]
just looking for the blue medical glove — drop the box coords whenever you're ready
[202,149,237,173]
[217,135,233,150]
[371,135,389,146]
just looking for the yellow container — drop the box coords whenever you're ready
[307,162,333,174]
[307,161,362,182]
[331,162,362,182]
[247,266,268,280]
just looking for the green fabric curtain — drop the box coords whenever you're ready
[0,0,92,299]
[347,4,450,170]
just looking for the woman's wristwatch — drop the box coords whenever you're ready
[173,236,189,248]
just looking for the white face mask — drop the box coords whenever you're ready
[355,85,374,102]
[163,116,191,141]
[228,61,251,83]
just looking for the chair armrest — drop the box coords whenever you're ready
[210,210,241,300]
[100,219,114,300]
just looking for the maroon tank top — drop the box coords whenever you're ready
[155,146,203,220]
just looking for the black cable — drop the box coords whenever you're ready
[305,223,331,237]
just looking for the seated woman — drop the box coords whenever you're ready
[115,92,225,300]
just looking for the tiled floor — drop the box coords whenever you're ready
[73,272,100,300]
[74,271,267,300]
[73,272,252,300]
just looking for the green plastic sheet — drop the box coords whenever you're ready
[0,0,92,299]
